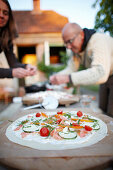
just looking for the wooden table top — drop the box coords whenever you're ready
[0,107,113,170]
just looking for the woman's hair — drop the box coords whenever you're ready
[1,0,18,50]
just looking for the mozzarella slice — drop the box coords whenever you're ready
[69,128,76,132]
[22,124,40,133]
[63,127,69,133]
[92,124,100,130]
[59,131,77,139]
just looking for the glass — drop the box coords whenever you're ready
[64,34,78,46]
[80,95,91,108]
[80,95,99,112]
[90,96,99,112]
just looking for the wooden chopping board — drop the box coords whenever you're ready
[22,91,80,106]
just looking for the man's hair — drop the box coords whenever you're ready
[0,0,18,50]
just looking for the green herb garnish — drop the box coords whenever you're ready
[33,120,40,125]
[19,119,29,125]
[77,119,80,124]
[88,118,98,122]
[43,118,48,122]
[64,113,71,119]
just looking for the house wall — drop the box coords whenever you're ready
[0,33,65,88]
[14,33,63,45]
[13,33,64,85]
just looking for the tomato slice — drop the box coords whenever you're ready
[57,110,63,114]
[40,127,49,137]
[77,111,83,117]
[36,113,41,117]
[85,125,92,131]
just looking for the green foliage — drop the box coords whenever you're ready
[72,87,77,94]
[92,0,113,36]
[59,51,70,65]
[37,51,70,78]
[38,61,66,78]
[82,85,99,92]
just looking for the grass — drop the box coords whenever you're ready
[72,85,99,95]
[82,85,99,92]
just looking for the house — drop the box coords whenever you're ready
[0,0,69,102]
[12,0,69,85]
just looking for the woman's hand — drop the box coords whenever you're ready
[12,65,37,78]
[26,64,37,76]
[12,68,30,78]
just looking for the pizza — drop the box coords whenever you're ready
[6,110,107,150]
[22,91,80,106]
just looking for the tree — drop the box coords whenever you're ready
[92,0,113,36]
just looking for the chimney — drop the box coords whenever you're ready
[33,0,41,13]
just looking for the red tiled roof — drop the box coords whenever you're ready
[13,10,69,34]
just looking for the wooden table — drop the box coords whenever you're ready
[0,108,113,170]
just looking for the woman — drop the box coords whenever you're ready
[0,0,37,78]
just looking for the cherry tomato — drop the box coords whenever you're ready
[56,119,62,124]
[40,127,49,137]
[36,113,41,117]
[77,111,83,117]
[85,125,92,131]
[57,110,63,114]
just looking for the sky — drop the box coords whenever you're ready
[8,0,99,29]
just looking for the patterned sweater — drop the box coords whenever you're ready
[59,33,113,85]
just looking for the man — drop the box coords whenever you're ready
[50,23,113,117]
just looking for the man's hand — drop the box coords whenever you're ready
[50,74,70,85]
